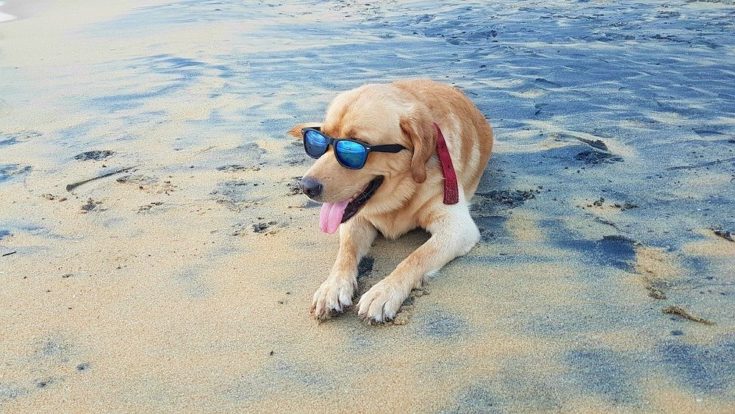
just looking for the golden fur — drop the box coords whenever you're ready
[289,79,493,323]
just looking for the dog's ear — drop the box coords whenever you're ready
[400,112,436,183]
[287,122,322,139]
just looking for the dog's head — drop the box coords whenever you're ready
[289,84,436,233]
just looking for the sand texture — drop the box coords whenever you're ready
[1,1,734,412]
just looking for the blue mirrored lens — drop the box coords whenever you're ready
[335,140,368,169]
[304,130,329,158]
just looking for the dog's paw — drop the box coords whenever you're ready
[310,277,356,320]
[357,281,406,324]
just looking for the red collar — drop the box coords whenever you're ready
[433,123,459,205]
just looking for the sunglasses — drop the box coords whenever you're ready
[301,127,407,169]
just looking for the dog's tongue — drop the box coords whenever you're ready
[319,200,349,234]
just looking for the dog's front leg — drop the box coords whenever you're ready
[357,203,480,323]
[311,216,377,320]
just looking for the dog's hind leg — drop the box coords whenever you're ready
[311,216,377,320]
[357,200,480,323]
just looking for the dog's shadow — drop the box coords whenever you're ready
[357,229,430,287]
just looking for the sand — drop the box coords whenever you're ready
[1,1,734,412]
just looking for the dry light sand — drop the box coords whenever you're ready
[1,1,734,413]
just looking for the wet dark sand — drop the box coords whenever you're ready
[1,1,734,412]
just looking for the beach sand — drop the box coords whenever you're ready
[1,1,734,412]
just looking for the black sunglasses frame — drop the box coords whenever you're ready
[301,127,407,170]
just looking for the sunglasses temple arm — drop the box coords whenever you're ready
[370,144,407,153]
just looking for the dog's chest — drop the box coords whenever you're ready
[367,212,418,240]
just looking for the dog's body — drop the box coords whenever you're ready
[290,79,493,323]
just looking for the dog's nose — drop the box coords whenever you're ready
[299,176,323,199]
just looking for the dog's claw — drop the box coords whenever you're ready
[357,280,404,324]
[311,277,356,320]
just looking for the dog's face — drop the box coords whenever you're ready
[289,84,436,233]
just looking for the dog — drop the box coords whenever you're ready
[288,79,493,323]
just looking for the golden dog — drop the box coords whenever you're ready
[289,79,493,323]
